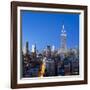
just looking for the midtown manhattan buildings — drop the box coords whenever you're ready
[22,25,79,77]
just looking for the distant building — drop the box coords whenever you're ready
[31,44,36,53]
[51,45,55,52]
[23,41,29,55]
[22,24,79,77]
[45,58,55,76]
[57,61,64,75]
[22,42,31,77]
[71,58,79,75]
[58,25,67,54]
[31,44,37,58]
[46,45,51,58]
[63,57,71,75]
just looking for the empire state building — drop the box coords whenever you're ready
[58,24,67,54]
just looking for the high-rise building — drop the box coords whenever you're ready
[58,24,67,54]
[23,41,29,55]
[61,25,67,51]
[51,45,55,52]
[31,44,36,53]
[26,41,29,53]
[46,45,51,58]
[31,44,37,58]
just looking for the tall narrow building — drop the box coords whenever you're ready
[26,41,29,54]
[58,24,67,54]
[31,44,37,58]
[23,41,29,55]
[31,44,36,53]
[61,25,67,51]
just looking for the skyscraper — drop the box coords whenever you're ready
[23,41,29,55]
[46,45,51,58]
[58,24,67,54]
[61,24,67,51]
[31,44,36,53]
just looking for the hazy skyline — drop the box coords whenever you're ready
[21,10,79,51]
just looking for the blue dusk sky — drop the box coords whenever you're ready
[21,10,79,51]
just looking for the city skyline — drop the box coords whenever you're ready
[21,10,79,52]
